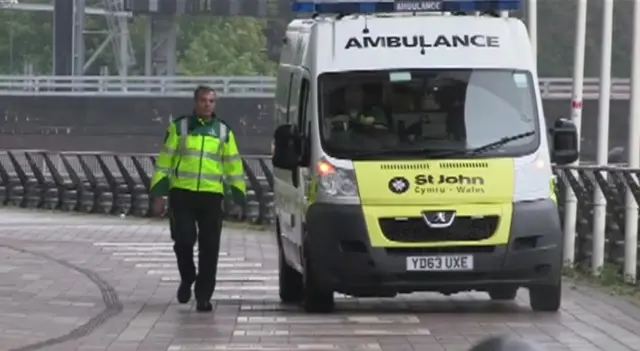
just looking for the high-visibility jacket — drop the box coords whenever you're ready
[149,114,246,199]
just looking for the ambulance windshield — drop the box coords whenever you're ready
[318,69,540,159]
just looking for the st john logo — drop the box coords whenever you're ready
[388,177,410,194]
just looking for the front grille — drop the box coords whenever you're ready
[439,161,489,169]
[379,163,429,170]
[379,216,499,243]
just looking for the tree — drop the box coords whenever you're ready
[0,10,52,74]
[0,9,127,75]
[177,17,276,76]
[534,0,632,77]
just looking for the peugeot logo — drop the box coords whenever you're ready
[422,210,456,228]
[388,177,410,194]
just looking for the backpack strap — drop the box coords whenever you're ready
[178,117,189,153]
[217,120,229,156]
[219,122,228,144]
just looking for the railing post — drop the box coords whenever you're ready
[563,0,588,267]
[592,172,607,275]
[624,187,638,284]
[527,0,537,69]
[592,0,614,276]
[624,0,640,284]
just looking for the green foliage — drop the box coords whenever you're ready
[535,0,632,77]
[0,10,275,76]
[564,263,640,302]
[0,9,131,75]
[0,11,52,74]
[177,18,276,76]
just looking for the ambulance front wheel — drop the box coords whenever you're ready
[529,281,562,312]
[301,241,335,313]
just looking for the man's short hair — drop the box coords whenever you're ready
[194,85,215,101]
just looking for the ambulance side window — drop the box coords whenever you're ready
[297,78,310,133]
[297,78,311,166]
[285,72,296,124]
[275,70,294,126]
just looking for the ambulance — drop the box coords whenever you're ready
[271,0,579,313]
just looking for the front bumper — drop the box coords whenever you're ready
[305,199,563,297]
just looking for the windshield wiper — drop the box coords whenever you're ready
[429,131,536,158]
[349,146,460,158]
[345,131,536,159]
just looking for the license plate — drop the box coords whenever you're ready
[406,255,474,271]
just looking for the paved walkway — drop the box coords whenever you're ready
[1,209,640,351]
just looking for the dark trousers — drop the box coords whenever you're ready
[169,188,224,302]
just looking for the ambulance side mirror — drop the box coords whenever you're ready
[551,118,579,165]
[272,124,300,170]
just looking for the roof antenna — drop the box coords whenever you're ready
[362,16,369,34]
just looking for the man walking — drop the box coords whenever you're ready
[149,86,246,312]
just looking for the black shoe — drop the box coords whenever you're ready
[196,300,213,312]
[177,281,192,304]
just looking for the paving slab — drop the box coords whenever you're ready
[1,208,640,351]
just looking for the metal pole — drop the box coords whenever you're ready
[165,16,178,76]
[527,0,537,68]
[9,20,13,73]
[119,30,128,92]
[72,0,85,76]
[83,32,114,73]
[144,17,153,76]
[624,0,640,284]
[563,0,588,267]
[119,28,129,76]
[144,17,153,92]
[592,0,613,276]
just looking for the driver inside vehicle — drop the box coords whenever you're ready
[323,83,398,150]
[326,83,389,132]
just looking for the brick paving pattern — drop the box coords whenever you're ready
[1,208,640,351]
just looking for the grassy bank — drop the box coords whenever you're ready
[563,263,640,303]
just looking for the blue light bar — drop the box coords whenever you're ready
[292,0,520,14]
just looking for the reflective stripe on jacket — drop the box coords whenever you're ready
[149,115,247,196]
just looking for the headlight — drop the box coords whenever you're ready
[316,159,359,197]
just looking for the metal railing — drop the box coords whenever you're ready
[554,166,640,272]
[3,149,640,280]
[0,150,274,224]
[0,75,634,99]
[0,76,277,98]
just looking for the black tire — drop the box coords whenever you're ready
[488,286,518,300]
[529,281,561,312]
[278,243,303,304]
[301,245,335,313]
